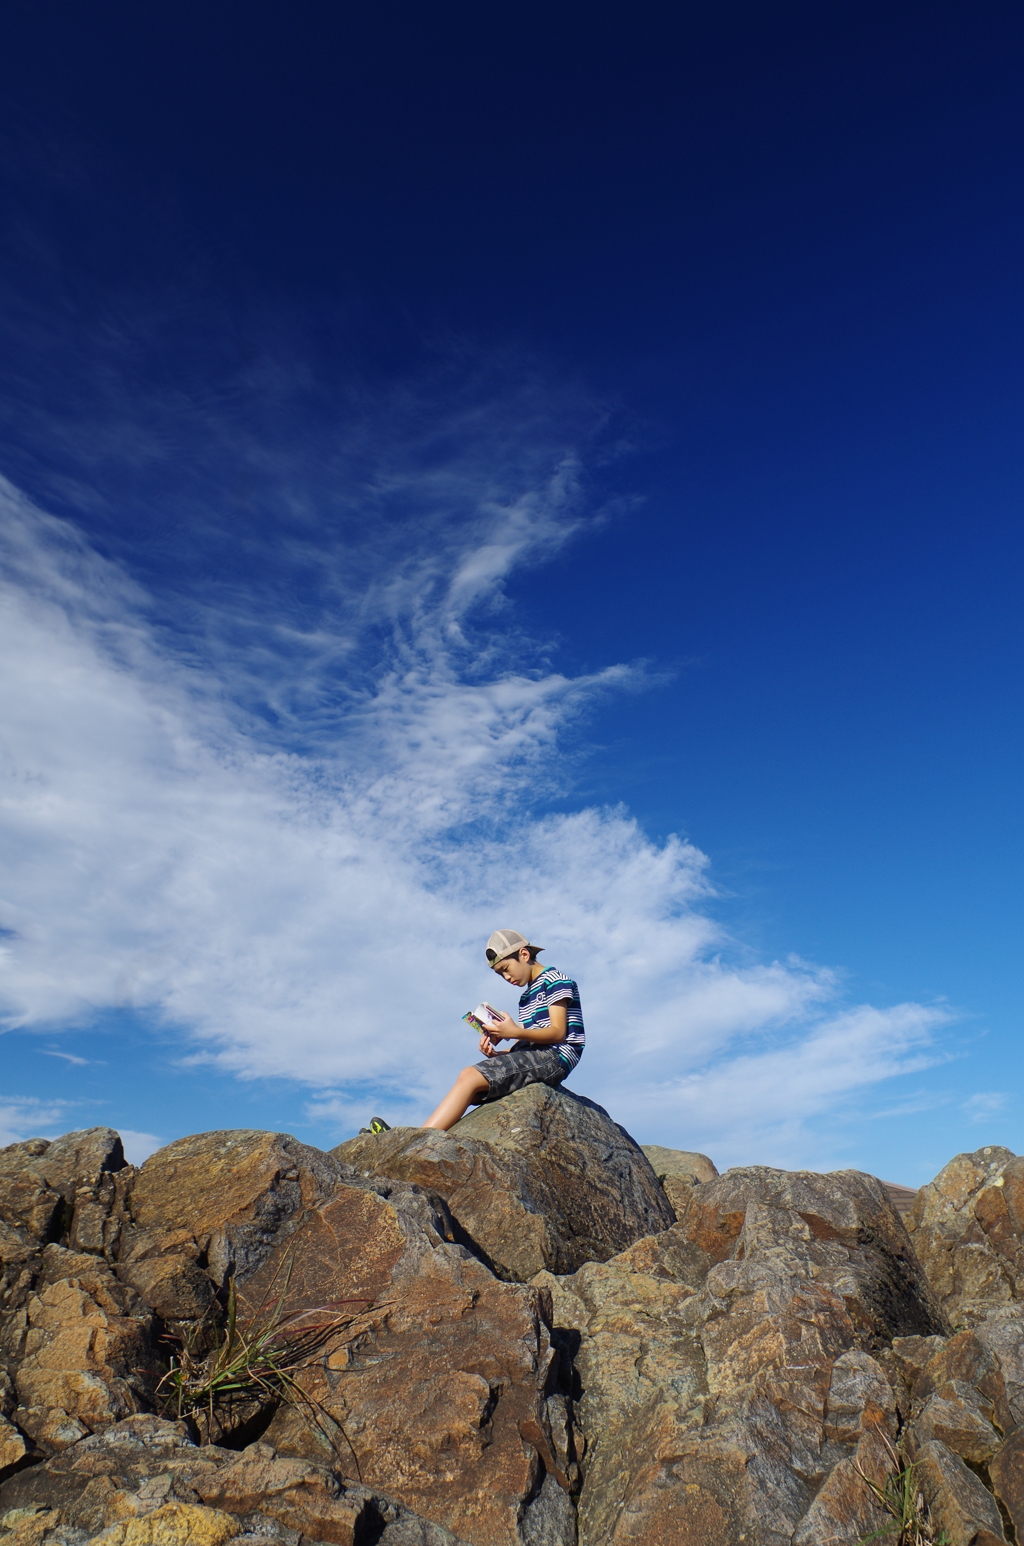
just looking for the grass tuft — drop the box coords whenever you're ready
[155,1257,377,1464]
[855,1436,950,1545]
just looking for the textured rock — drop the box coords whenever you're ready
[0,1415,473,1544]
[1,1246,153,1455]
[913,1437,1008,1544]
[98,1500,243,1544]
[115,1130,342,1321]
[245,1174,568,1546]
[906,1145,1024,1326]
[535,1164,936,1545]
[640,1145,718,1217]
[333,1084,674,1282]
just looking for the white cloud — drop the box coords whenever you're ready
[117,1129,165,1165]
[0,449,953,1168]
[962,1091,1009,1122]
[0,1097,75,1147]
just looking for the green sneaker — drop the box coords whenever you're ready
[369,1117,391,1135]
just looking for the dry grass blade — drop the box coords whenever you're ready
[854,1433,951,1545]
[156,1260,381,1467]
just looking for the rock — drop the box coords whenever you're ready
[989,1427,1024,1541]
[0,1415,472,1546]
[2,1249,153,1455]
[27,1130,126,1202]
[115,1130,342,1321]
[676,1165,946,1340]
[97,1500,243,1545]
[640,1145,718,1216]
[243,1172,569,1546]
[333,1084,675,1282]
[974,1305,1024,1426]
[0,1414,27,1474]
[906,1145,1024,1326]
[913,1437,1008,1544]
[537,1164,943,1545]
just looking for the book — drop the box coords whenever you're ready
[463,1002,503,1034]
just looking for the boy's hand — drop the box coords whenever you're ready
[478,1032,502,1057]
[485,1009,519,1039]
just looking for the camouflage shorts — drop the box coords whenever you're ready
[472,1045,572,1103]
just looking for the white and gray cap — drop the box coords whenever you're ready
[485,928,543,966]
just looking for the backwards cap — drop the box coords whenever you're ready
[485,929,543,966]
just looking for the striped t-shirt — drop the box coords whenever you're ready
[516,966,585,1070]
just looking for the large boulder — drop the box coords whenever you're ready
[333,1084,675,1282]
[640,1145,718,1217]
[906,1145,1024,1327]
[114,1129,342,1323]
[245,1171,575,1546]
[536,1165,945,1546]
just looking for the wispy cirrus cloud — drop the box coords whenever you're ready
[0,357,953,1168]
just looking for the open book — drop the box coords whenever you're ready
[462,1002,503,1034]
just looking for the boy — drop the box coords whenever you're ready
[420,929,585,1131]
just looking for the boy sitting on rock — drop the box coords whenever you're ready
[421,929,586,1131]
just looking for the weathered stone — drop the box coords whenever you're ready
[537,1164,939,1545]
[0,1414,27,1474]
[69,1167,137,1262]
[115,1130,342,1319]
[676,1165,946,1341]
[243,1174,566,1546]
[640,1145,718,1217]
[0,1506,62,1546]
[194,1445,377,1543]
[31,1130,126,1202]
[910,1385,1002,1463]
[333,1085,674,1282]
[913,1437,1008,1544]
[7,1268,152,1452]
[989,1427,1024,1541]
[974,1305,1024,1427]
[96,1500,242,1544]
[0,1416,473,1546]
[906,1146,1024,1326]
[791,1427,892,1546]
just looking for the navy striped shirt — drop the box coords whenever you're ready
[515,967,585,1069]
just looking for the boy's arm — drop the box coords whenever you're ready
[487,1003,567,1046]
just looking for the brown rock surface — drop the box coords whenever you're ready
[535,1164,936,1545]
[2,1245,153,1455]
[115,1129,342,1321]
[913,1437,1008,1544]
[245,1174,571,1546]
[906,1145,1024,1326]
[333,1084,674,1282]
[0,1413,472,1545]
[640,1144,719,1218]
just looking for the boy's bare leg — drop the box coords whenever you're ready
[423,1067,490,1130]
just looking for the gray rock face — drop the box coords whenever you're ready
[536,1164,945,1546]
[333,1083,675,1282]
[640,1144,719,1217]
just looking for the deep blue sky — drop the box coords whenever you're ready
[1,1,1022,1179]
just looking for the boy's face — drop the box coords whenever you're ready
[494,947,534,987]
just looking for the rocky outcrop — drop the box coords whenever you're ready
[640,1144,718,1216]
[906,1144,1024,1327]
[333,1086,675,1281]
[536,1165,942,1546]
[0,1414,471,1543]
[4,1119,1024,1546]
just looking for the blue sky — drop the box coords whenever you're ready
[0,2,1021,1182]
